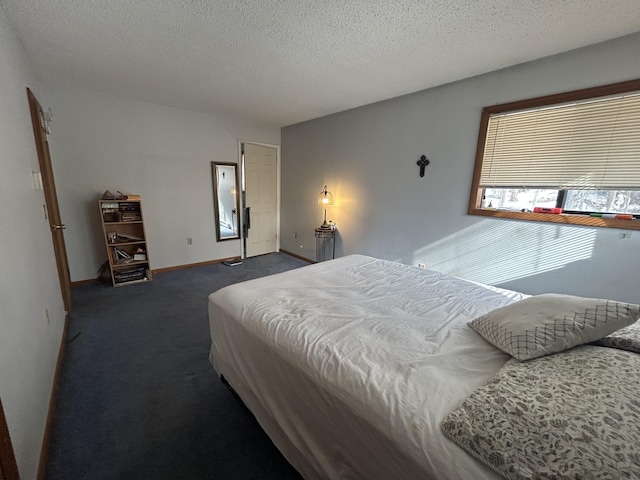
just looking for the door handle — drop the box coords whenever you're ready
[245,207,251,229]
[51,224,66,230]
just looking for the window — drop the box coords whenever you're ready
[468,78,640,230]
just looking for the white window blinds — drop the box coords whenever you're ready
[479,91,640,189]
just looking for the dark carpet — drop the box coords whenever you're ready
[46,253,309,480]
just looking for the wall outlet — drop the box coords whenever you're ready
[293,231,298,238]
[187,237,193,245]
[417,263,426,269]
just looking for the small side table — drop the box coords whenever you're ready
[315,228,336,262]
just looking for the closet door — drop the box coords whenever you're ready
[244,143,277,257]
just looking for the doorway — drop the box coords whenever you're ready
[241,142,278,258]
[27,88,71,314]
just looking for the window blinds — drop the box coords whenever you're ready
[479,92,640,189]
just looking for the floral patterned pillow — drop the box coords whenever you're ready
[468,293,640,360]
[441,346,640,480]
[593,320,640,354]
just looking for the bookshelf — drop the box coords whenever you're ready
[99,197,152,286]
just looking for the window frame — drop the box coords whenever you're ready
[468,78,640,231]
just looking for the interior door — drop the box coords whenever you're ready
[244,143,277,257]
[27,88,72,313]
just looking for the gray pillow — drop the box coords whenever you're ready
[468,293,640,361]
[593,320,640,354]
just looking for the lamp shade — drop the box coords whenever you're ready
[317,185,334,206]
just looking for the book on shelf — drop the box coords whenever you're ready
[120,212,141,222]
[111,247,133,264]
[114,265,146,283]
[116,233,143,242]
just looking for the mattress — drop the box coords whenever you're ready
[208,254,527,479]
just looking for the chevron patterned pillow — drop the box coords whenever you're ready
[468,294,640,361]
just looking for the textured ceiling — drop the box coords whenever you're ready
[2,0,640,126]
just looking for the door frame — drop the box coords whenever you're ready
[26,88,71,314]
[237,140,280,258]
[0,398,19,480]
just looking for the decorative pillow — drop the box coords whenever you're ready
[441,346,640,480]
[593,320,640,354]
[468,293,639,361]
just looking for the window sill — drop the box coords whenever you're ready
[469,208,640,231]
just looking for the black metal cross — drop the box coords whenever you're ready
[417,155,430,177]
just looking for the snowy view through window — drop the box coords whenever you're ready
[484,189,640,214]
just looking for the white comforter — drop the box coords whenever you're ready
[209,254,526,479]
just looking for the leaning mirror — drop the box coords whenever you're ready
[212,162,241,241]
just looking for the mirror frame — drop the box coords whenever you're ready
[211,162,241,242]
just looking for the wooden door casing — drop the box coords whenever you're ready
[0,398,19,480]
[26,88,71,313]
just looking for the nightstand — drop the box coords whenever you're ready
[315,228,336,262]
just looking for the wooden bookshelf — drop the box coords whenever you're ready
[99,198,152,287]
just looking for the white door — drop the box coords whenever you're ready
[244,143,277,257]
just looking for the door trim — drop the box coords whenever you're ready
[237,140,281,258]
[26,88,72,313]
[0,398,19,480]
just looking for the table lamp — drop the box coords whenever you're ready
[317,185,334,229]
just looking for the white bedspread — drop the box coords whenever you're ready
[208,254,526,479]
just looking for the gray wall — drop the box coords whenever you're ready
[0,9,66,479]
[281,33,640,304]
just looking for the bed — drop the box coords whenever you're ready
[208,254,640,480]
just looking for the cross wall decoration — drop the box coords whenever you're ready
[417,155,430,177]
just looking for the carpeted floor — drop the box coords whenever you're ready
[45,252,309,480]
